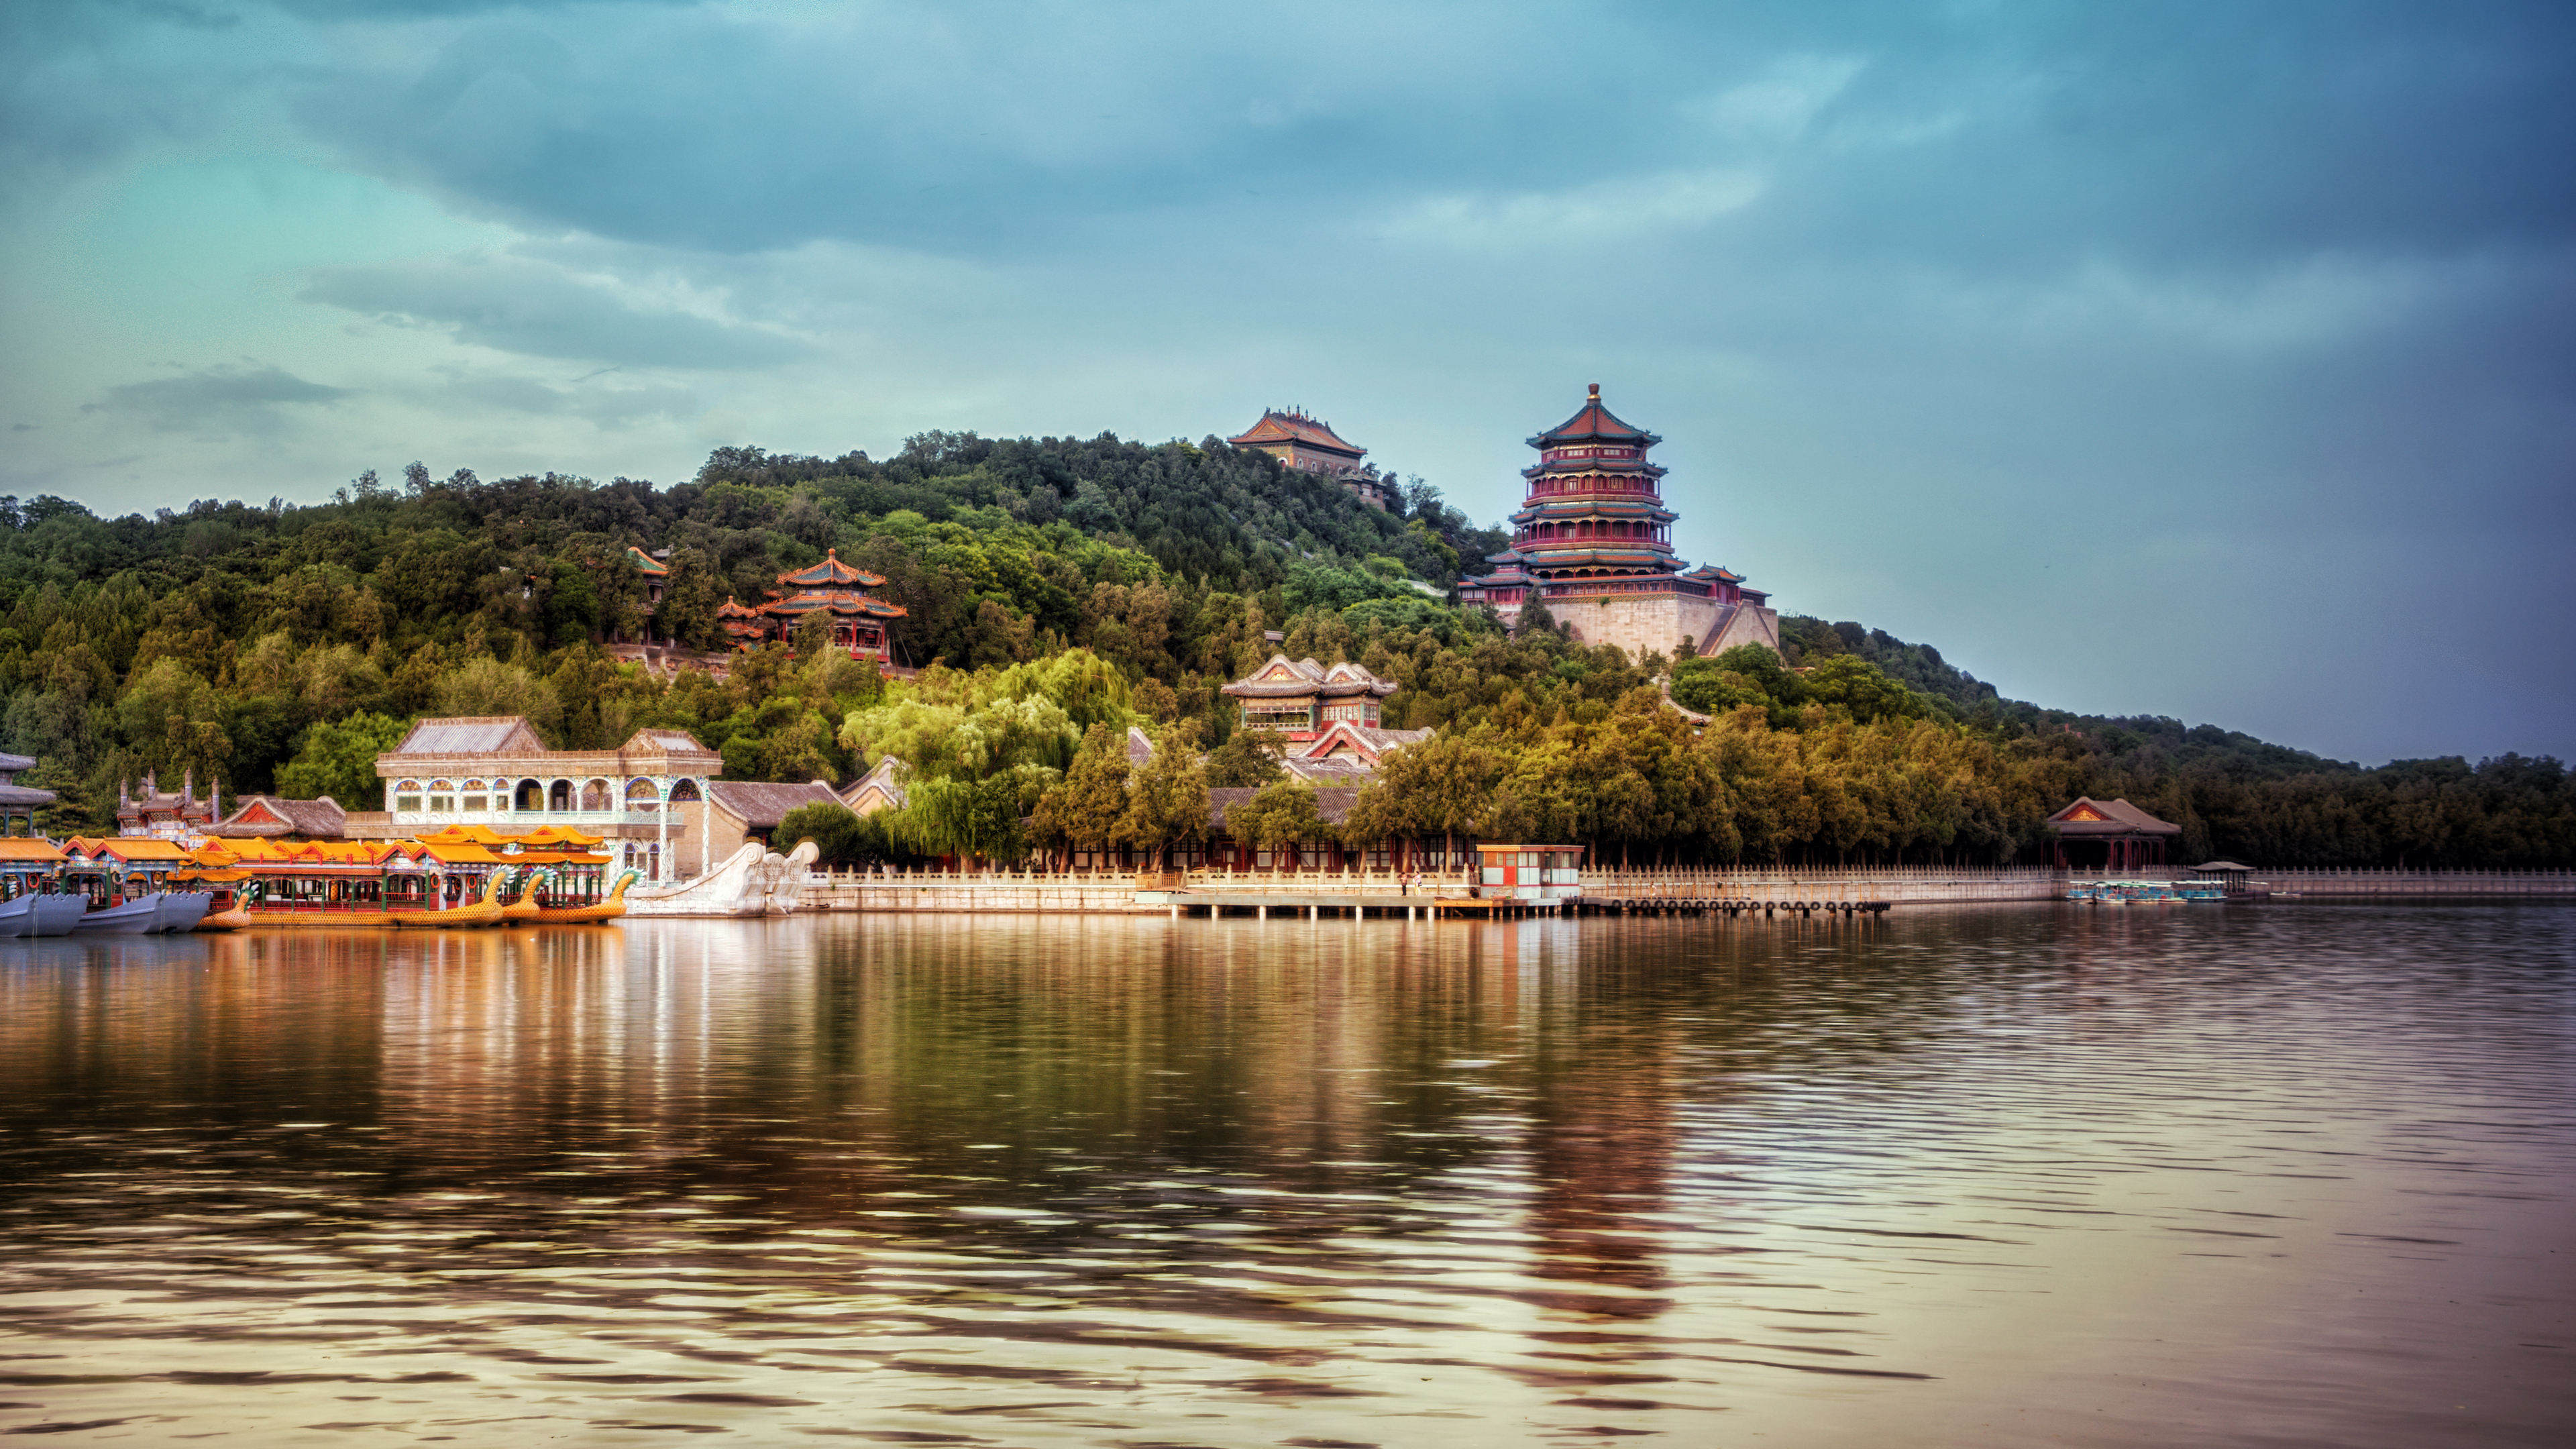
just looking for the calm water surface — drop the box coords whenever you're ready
[1,907,2571,1446]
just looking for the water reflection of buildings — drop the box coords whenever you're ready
[372,925,753,1176]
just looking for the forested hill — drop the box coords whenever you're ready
[0,431,2566,867]
[1772,615,2359,779]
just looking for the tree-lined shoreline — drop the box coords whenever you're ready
[1,433,2565,867]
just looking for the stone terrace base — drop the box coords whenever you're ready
[1541,590,1779,664]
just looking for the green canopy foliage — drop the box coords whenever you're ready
[0,435,2563,865]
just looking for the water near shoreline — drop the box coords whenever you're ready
[2,907,2571,1446]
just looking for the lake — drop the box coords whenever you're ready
[2,906,2571,1446]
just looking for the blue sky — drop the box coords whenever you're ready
[3,1,2572,764]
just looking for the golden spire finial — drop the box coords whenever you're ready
[1588,382,1601,400]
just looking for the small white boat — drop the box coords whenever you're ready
[71,892,166,934]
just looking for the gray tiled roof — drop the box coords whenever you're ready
[1207,785,1362,831]
[708,780,844,830]
[388,716,550,756]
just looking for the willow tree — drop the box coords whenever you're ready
[896,774,1028,869]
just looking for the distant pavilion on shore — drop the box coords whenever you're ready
[2045,797,2183,871]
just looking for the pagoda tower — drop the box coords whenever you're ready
[1459,384,1779,663]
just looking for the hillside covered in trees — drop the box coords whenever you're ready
[0,431,2566,868]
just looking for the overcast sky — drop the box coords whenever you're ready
[3,1,2571,764]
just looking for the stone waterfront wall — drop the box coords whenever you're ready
[802,865,2067,912]
[791,865,2576,915]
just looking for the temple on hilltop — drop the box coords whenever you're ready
[1457,384,1779,663]
[1228,408,1396,508]
[715,549,910,661]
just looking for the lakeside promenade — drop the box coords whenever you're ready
[794,864,2576,915]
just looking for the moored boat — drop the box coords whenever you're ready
[389,869,506,929]
[157,891,214,933]
[530,869,638,924]
[72,891,168,934]
[31,895,87,935]
[0,839,81,936]
[498,865,541,922]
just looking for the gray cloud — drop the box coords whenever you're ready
[269,2,2576,274]
[300,251,812,368]
[429,366,696,425]
[84,363,354,432]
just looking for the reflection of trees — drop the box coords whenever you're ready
[1521,933,1680,1320]
[0,932,392,1187]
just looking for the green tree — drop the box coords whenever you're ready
[792,608,832,659]
[1230,779,1327,870]
[1030,721,1132,863]
[776,801,868,864]
[274,711,411,809]
[1801,653,1930,724]
[1368,732,1502,865]
[896,774,1027,867]
[1120,721,1210,871]
[659,547,723,649]
[433,657,561,737]
[1205,725,1285,788]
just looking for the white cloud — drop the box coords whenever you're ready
[1383,168,1768,250]
[1686,55,1866,142]
[299,249,815,368]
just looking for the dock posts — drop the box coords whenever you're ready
[1257,904,1267,921]
[1309,904,1318,921]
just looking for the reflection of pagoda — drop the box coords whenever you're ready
[1458,385,1779,663]
[716,549,908,660]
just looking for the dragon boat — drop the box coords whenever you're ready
[389,869,507,929]
[498,865,543,922]
[529,869,639,924]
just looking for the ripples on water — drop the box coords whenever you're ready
[1,907,2570,1446]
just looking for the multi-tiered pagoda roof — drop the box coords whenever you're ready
[714,549,909,660]
[1459,384,1765,619]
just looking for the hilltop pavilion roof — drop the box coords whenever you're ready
[1229,409,1366,460]
[1528,384,1659,448]
[1220,654,1398,700]
[773,549,885,590]
[763,589,907,621]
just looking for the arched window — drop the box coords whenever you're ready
[581,779,610,810]
[668,779,702,803]
[394,780,424,813]
[626,778,661,812]
[515,779,544,811]
[427,780,455,812]
[549,780,572,811]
